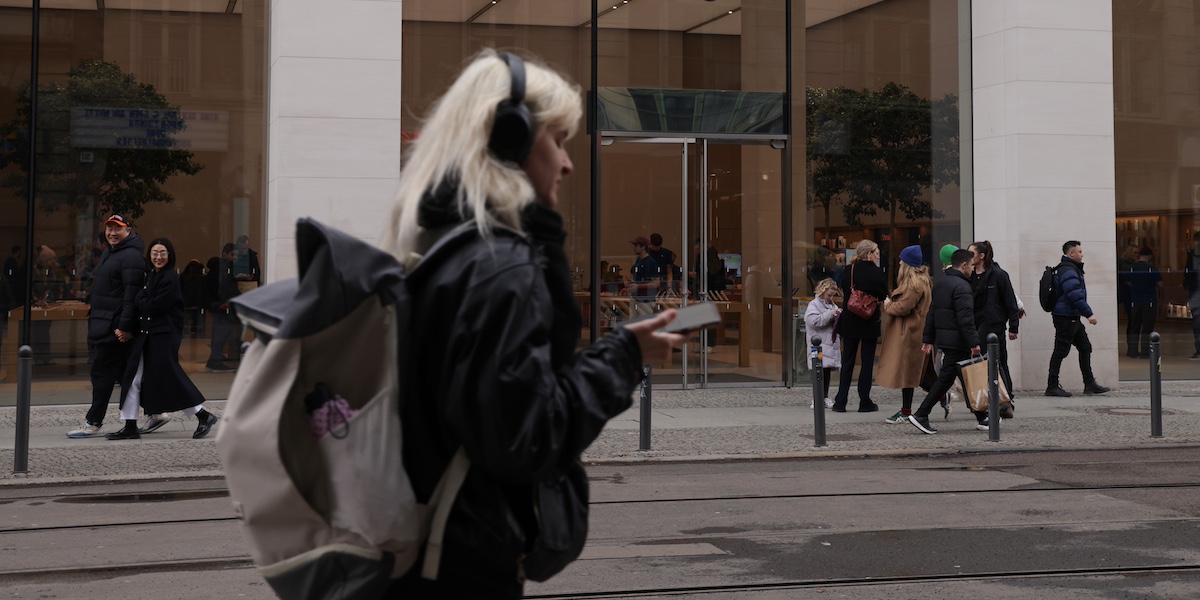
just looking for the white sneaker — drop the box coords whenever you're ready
[66,423,102,438]
[823,397,834,408]
[975,417,1003,431]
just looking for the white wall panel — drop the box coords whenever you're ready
[973,0,1118,390]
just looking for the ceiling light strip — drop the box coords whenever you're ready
[578,0,632,28]
[684,7,740,34]
[467,0,502,24]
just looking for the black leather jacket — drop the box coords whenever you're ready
[87,233,146,345]
[400,194,643,592]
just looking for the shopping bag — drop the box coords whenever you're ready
[957,355,1011,412]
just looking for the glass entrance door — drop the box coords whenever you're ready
[598,135,785,388]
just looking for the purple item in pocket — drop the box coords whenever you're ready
[310,394,356,438]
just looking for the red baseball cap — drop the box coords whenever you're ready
[104,214,131,228]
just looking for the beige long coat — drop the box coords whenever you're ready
[875,274,932,389]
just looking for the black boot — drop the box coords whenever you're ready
[193,410,218,439]
[1045,380,1072,397]
[106,420,141,440]
[1083,382,1110,395]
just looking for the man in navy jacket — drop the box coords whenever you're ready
[1046,240,1109,397]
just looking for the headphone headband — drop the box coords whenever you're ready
[489,52,534,164]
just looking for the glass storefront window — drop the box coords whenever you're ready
[0,3,265,394]
[1113,0,1200,379]
[401,1,966,388]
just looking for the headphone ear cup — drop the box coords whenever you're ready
[489,100,533,164]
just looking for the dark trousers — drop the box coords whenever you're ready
[87,341,133,426]
[822,367,833,398]
[209,310,242,364]
[1191,292,1200,354]
[1126,303,1156,357]
[1049,315,1096,386]
[978,327,1014,399]
[916,348,970,419]
[833,335,876,407]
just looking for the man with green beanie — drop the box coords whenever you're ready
[939,243,958,268]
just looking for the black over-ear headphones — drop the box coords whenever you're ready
[488,52,534,165]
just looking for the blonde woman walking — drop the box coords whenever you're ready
[876,245,933,423]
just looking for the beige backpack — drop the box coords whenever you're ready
[217,219,470,598]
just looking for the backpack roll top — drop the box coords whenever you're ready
[220,219,422,599]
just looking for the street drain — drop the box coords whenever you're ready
[55,490,228,504]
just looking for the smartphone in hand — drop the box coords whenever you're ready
[660,303,720,334]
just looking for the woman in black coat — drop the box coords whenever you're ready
[105,238,218,440]
[831,239,890,412]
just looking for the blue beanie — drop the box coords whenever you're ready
[899,245,923,268]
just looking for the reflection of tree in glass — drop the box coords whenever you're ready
[806,83,959,278]
[0,59,202,219]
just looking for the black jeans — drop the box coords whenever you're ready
[916,347,972,419]
[978,327,1014,399]
[87,341,133,426]
[1126,302,1156,356]
[833,335,877,407]
[1049,315,1096,386]
[209,310,242,364]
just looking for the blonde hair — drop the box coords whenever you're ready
[894,262,931,293]
[853,239,878,261]
[385,49,583,261]
[814,277,840,299]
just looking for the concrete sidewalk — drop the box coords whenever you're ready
[0,380,1197,484]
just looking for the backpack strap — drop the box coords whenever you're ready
[419,447,470,580]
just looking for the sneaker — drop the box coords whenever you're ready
[66,422,102,438]
[1190,353,1200,361]
[205,362,235,372]
[975,416,1003,431]
[823,397,835,409]
[1083,383,1110,395]
[139,414,171,434]
[884,411,910,424]
[908,414,937,434]
[1045,386,1072,397]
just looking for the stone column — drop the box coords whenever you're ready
[972,1,1117,390]
[265,0,404,281]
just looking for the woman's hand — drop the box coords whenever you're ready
[623,310,687,365]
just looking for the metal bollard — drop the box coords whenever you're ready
[1149,332,1162,438]
[639,365,652,451]
[13,345,32,474]
[810,336,826,447]
[986,333,1000,442]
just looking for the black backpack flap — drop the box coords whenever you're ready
[230,278,299,340]
[285,218,407,339]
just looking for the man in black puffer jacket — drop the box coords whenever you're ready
[66,215,146,438]
[908,248,981,434]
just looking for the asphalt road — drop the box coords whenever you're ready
[2,447,1200,599]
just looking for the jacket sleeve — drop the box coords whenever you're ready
[862,263,890,300]
[953,283,980,348]
[804,301,835,329]
[997,269,1020,333]
[923,303,935,345]
[1059,268,1093,317]
[443,262,643,484]
[117,257,145,332]
[883,286,920,317]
